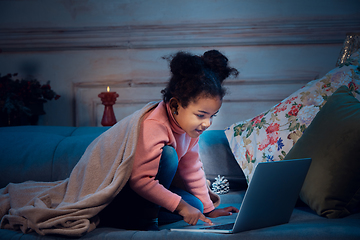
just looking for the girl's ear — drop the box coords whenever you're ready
[169,98,179,115]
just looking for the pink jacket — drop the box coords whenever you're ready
[129,101,215,213]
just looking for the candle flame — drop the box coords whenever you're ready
[107,86,110,92]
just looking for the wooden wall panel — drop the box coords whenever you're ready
[74,72,313,129]
[1,18,359,52]
[1,0,359,128]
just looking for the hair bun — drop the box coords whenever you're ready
[169,52,203,77]
[202,50,238,82]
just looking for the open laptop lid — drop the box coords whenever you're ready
[231,158,311,233]
[170,158,311,234]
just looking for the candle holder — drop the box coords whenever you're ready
[98,87,119,126]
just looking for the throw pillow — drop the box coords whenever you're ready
[284,85,360,218]
[225,50,360,183]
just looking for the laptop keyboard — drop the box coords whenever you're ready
[201,222,234,230]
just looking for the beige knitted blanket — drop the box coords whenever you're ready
[0,102,159,237]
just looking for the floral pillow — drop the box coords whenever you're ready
[225,51,360,183]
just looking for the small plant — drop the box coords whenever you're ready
[0,73,60,126]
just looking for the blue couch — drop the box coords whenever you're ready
[0,126,359,239]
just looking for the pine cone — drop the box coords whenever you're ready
[211,175,230,194]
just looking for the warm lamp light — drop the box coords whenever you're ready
[98,86,119,126]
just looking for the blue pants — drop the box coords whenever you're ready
[157,146,204,225]
[99,145,203,230]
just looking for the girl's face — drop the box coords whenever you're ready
[172,96,222,138]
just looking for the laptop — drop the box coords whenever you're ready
[170,158,311,234]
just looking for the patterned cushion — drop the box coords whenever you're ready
[225,50,360,183]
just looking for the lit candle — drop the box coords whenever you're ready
[98,86,119,126]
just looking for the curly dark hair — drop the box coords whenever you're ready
[161,50,238,107]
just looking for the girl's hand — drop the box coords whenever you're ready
[205,206,239,218]
[176,199,213,225]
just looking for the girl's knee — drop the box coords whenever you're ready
[160,145,178,173]
[156,146,178,188]
[191,197,204,213]
[176,188,204,213]
[162,145,177,159]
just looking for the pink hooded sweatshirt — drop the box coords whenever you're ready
[129,101,214,213]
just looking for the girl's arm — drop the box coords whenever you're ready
[129,119,181,212]
[176,199,213,225]
[178,141,239,220]
[177,141,215,213]
[204,207,239,218]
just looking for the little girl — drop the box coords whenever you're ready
[99,50,239,230]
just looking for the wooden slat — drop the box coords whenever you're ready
[75,75,313,128]
[1,17,359,52]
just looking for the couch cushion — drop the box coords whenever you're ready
[199,130,246,191]
[0,132,65,188]
[70,126,110,136]
[52,133,107,181]
[284,86,360,218]
[0,126,108,188]
[0,125,77,136]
